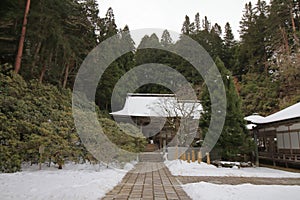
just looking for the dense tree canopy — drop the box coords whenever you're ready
[0,64,147,172]
[1,0,300,171]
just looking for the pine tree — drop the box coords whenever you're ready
[148,33,161,47]
[161,29,173,47]
[223,22,236,71]
[181,15,192,35]
[200,58,250,160]
[96,61,125,110]
[135,33,162,65]
[268,0,299,54]
[194,12,201,33]
[95,7,124,110]
[224,22,235,49]
[240,72,279,115]
[238,1,269,73]
[99,7,117,41]
[209,23,225,61]
[0,0,100,87]
[211,23,222,36]
[202,16,211,32]
[118,25,136,71]
[240,2,254,37]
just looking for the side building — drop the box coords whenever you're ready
[245,103,300,167]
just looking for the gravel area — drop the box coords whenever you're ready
[176,176,300,185]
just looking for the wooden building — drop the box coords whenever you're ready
[245,103,300,167]
[110,93,202,151]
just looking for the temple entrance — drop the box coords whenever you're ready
[129,116,177,152]
[110,93,202,153]
[144,137,159,152]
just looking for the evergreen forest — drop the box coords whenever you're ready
[1,0,300,172]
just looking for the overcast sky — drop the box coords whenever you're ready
[97,0,269,40]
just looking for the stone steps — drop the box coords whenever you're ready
[144,143,159,152]
[139,152,164,162]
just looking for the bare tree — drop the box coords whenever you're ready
[153,94,201,148]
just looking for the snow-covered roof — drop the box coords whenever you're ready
[244,114,265,123]
[110,93,202,119]
[246,124,257,130]
[245,102,300,124]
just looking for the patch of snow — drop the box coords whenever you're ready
[218,161,241,166]
[123,161,137,171]
[0,163,133,200]
[21,162,109,172]
[183,182,300,200]
[244,114,265,123]
[165,160,300,178]
[246,123,257,130]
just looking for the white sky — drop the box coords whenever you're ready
[97,0,269,40]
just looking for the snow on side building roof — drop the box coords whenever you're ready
[258,102,300,124]
[245,102,300,124]
[110,93,202,119]
[244,114,265,123]
[246,124,257,130]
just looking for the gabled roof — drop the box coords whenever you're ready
[245,102,300,124]
[110,93,202,119]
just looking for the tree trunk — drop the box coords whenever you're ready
[39,51,52,83]
[39,64,47,84]
[290,2,300,47]
[31,41,42,73]
[280,26,290,55]
[62,62,70,89]
[14,0,31,74]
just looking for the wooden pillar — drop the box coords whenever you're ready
[297,131,300,155]
[187,152,190,163]
[160,136,163,149]
[288,126,293,156]
[166,132,168,145]
[192,150,195,162]
[272,154,276,166]
[206,152,210,165]
[283,154,288,168]
[180,154,183,160]
[183,152,186,161]
[198,151,202,164]
[254,129,260,166]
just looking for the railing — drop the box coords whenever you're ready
[258,152,300,165]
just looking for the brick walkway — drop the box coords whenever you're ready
[102,162,191,200]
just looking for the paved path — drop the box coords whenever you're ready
[102,162,191,200]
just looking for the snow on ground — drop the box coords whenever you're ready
[183,182,300,200]
[165,160,300,178]
[167,160,300,199]
[0,162,135,200]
